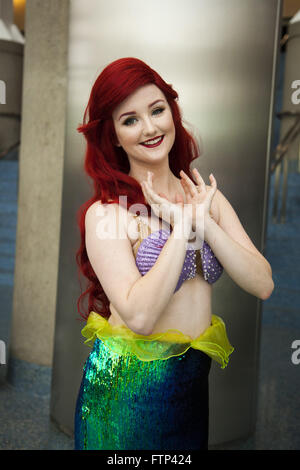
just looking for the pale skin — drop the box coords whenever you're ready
[85,83,274,337]
[143,169,274,300]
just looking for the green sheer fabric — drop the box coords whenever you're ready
[81,312,234,369]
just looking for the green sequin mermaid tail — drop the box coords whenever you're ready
[74,312,234,450]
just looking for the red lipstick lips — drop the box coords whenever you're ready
[140,135,164,148]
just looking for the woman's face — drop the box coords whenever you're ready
[112,84,175,166]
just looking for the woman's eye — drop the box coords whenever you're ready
[122,108,164,126]
[153,107,164,115]
[123,117,137,126]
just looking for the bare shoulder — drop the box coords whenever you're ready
[84,200,142,327]
[86,200,110,229]
[86,200,126,227]
[86,199,115,215]
[85,200,138,244]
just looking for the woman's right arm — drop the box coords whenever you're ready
[85,202,191,335]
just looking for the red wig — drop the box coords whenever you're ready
[76,57,201,321]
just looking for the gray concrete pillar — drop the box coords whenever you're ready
[10,0,69,365]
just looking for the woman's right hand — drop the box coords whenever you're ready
[140,172,193,233]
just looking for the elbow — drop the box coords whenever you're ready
[132,325,154,336]
[127,312,154,336]
[260,278,275,301]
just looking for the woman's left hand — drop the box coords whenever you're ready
[178,169,217,231]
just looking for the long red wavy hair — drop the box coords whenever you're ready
[76,57,201,321]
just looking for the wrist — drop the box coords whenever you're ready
[203,215,215,239]
[172,217,193,240]
[192,212,214,234]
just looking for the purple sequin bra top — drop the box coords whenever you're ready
[132,214,223,293]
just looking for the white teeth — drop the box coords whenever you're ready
[143,136,162,145]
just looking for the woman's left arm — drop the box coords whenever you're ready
[204,189,274,300]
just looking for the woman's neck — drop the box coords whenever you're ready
[129,168,185,203]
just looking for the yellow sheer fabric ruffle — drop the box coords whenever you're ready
[81,312,234,369]
[81,311,234,368]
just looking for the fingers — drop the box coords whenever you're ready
[181,168,217,194]
[141,171,154,202]
[209,173,217,193]
[175,193,184,205]
[141,180,164,205]
[144,171,160,201]
[180,179,192,202]
[192,168,206,191]
[140,171,153,201]
[147,171,153,188]
[140,181,152,204]
[179,170,198,197]
[158,192,169,200]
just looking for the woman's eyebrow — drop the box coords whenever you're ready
[118,99,165,120]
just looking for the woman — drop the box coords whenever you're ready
[74,57,274,450]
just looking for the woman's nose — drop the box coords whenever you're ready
[142,116,156,135]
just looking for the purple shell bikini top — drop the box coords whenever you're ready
[132,214,223,293]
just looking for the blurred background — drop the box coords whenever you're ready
[0,0,299,450]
